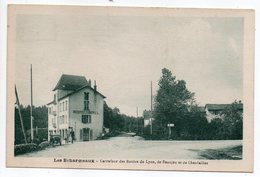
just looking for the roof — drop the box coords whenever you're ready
[198,106,206,112]
[58,85,106,101]
[53,74,89,91]
[46,100,54,105]
[47,74,106,105]
[205,103,243,111]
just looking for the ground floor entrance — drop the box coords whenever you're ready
[80,128,93,141]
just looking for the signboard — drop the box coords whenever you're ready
[167,123,175,127]
[73,110,99,115]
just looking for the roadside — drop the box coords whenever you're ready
[17,135,242,159]
[197,145,242,160]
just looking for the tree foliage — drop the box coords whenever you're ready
[153,68,196,138]
[15,105,48,144]
[149,68,243,140]
[221,101,243,139]
[103,101,144,135]
[204,101,243,140]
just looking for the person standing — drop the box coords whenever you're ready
[70,128,75,144]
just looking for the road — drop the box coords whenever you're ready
[19,135,242,159]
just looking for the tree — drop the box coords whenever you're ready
[154,68,195,138]
[207,118,224,140]
[103,102,133,133]
[221,101,243,139]
[15,105,48,144]
[184,105,208,140]
[103,101,114,130]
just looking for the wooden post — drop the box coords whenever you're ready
[136,107,138,133]
[30,64,34,141]
[36,126,38,137]
[74,122,76,140]
[150,81,153,136]
[15,85,27,144]
[167,124,174,140]
[168,126,171,140]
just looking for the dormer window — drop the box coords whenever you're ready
[84,92,89,110]
[54,94,56,103]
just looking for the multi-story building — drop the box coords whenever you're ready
[47,74,105,142]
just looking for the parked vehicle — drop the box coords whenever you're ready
[50,134,61,146]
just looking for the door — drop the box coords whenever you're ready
[82,128,89,141]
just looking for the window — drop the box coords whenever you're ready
[49,107,53,114]
[62,115,64,124]
[49,130,53,135]
[59,103,62,112]
[84,92,90,110]
[65,101,68,111]
[213,110,219,115]
[82,115,91,124]
[59,116,63,124]
[80,129,83,140]
[62,102,64,111]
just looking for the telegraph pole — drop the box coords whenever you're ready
[150,81,153,136]
[30,64,34,141]
[15,85,27,144]
[136,107,138,133]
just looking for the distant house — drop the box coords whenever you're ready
[47,74,106,142]
[205,103,243,122]
[143,110,153,127]
[198,106,206,113]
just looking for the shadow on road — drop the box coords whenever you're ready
[190,145,242,160]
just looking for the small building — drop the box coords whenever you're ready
[205,103,243,122]
[198,106,206,113]
[143,110,153,127]
[47,74,105,142]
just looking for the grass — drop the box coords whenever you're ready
[197,145,242,160]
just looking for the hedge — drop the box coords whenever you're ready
[14,143,38,156]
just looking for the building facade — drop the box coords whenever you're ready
[47,74,105,142]
[143,110,153,127]
[205,103,243,122]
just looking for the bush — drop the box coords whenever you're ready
[38,141,51,150]
[14,143,38,156]
[32,138,41,145]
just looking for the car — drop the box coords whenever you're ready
[50,134,61,146]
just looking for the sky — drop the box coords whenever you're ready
[14,13,244,116]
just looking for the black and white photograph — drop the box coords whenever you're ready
[6,5,254,172]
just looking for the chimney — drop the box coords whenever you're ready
[89,79,91,87]
[94,80,97,91]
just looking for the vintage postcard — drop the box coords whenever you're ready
[6,5,254,172]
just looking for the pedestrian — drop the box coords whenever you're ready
[70,128,75,144]
[64,131,68,144]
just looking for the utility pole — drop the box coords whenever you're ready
[30,64,34,141]
[150,81,153,136]
[136,107,138,133]
[15,85,27,144]
[124,116,127,132]
[74,122,76,136]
